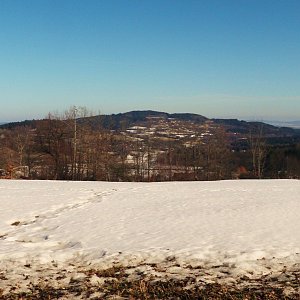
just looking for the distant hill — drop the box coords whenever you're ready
[83,110,208,130]
[1,111,300,141]
[86,111,300,146]
[212,118,299,136]
[0,120,38,129]
[266,120,300,129]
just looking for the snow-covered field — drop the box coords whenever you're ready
[0,179,299,297]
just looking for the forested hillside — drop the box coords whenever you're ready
[1,109,300,180]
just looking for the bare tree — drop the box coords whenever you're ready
[249,125,267,179]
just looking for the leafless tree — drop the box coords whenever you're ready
[249,125,268,179]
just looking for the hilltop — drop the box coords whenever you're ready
[1,110,300,140]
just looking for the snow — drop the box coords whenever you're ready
[0,179,300,293]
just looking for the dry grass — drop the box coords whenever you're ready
[0,265,299,299]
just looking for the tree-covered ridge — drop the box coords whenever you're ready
[1,110,299,137]
[0,109,300,181]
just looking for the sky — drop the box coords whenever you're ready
[0,0,300,122]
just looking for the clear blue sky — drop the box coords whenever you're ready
[1,0,300,122]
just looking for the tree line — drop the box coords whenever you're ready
[0,107,299,181]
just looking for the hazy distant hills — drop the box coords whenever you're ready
[1,110,300,139]
[0,119,37,130]
[211,118,299,136]
[266,120,300,129]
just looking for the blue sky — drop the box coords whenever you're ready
[0,0,300,122]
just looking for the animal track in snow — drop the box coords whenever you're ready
[2,189,117,244]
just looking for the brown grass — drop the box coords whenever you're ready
[0,265,298,299]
